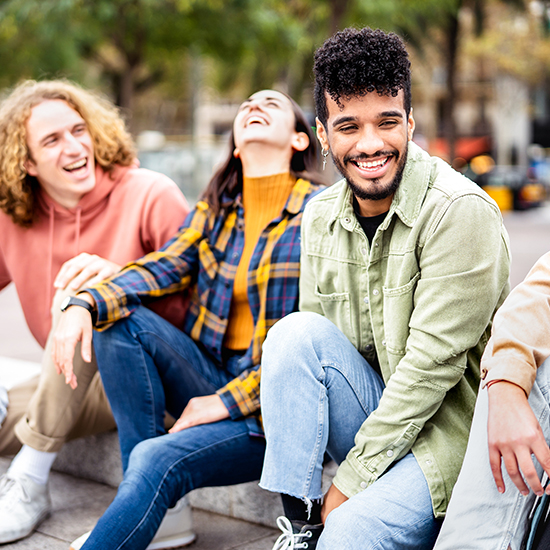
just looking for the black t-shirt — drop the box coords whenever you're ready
[352,195,388,245]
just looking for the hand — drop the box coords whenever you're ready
[169,394,230,433]
[51,293,96,389]
[488,381,550,496]
[321,483,349,524]
[54,253,121,291]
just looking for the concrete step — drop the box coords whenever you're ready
[0,457,279,550]
[1,355,336,528]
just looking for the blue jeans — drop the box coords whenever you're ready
[259,312,441,550]
[83,307,265,550]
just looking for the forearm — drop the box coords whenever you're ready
[482,251,550,394]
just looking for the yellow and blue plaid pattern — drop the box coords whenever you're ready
[88,178,321,421]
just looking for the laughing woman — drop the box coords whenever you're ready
[52,90,325,550]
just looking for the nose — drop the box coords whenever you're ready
[245,97,265,112]
[355,126,385,156]
[62,131,83,155]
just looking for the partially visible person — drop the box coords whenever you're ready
[434,252,550,550]
[50,89,325,550]
[0,80,190,546]
[258,27,511,550]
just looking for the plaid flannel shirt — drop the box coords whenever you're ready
[87,178,321,423]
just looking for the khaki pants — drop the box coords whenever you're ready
[0,287,115,456]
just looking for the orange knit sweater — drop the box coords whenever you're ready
[223,172,296,350]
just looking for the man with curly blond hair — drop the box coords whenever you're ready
[0,79,193,545]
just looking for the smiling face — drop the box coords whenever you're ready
[317,90,414,216]
[25,99,96,208]
[233,90,307,159]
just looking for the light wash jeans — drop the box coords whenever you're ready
[82,306,266,550]
[434,357,550,550]
[259,312,442,550]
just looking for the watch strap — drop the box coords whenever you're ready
[61,296,97,324]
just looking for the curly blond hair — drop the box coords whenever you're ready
[0,79,137,227]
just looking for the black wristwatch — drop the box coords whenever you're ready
[60,296,97,324]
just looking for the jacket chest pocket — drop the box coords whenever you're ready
[382,272,420,358]
[314,289,356,347]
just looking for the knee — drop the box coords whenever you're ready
[126,438,188,506]
[261,312,338,380]
[263,311,332,356]
[320,504,372,549]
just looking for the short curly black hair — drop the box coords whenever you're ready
[314,27,411,127]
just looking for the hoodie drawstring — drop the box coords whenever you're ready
[46,205,55,313]
[74,207,81,256]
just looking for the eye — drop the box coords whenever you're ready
[266,100,279,108]
[338,125,357,133]
[380,119,399,128]
[44,136,57,146]
[73,124,87,135]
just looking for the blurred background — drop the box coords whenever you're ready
[1,0,550,207]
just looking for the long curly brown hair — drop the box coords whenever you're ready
[0,79,136,227]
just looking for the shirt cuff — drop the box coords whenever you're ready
[216,387,245,420]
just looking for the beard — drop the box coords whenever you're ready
[333,147,408,202]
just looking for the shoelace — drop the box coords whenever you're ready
[272,516,313,550]
[0,475,31,509]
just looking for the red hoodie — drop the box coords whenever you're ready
[0,163,190,348]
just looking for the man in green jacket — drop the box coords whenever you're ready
[259,27,511,550]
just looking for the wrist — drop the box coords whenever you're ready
[60,295,97,324]
[487,379,528,399]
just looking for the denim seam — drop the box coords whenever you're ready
[116,430,252,550]
[320,361,382,417]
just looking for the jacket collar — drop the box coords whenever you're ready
[328,141,432,233]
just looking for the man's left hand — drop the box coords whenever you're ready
[321,483,349,523]
[54,252,121,291]
[169,394,230,433]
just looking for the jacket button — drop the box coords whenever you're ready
[360,482,367,489]
[364,344,373,352]
[386,449,394,457]
[372,289,379,296]
[363,297,369,304]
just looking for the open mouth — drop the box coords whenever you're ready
[245,115,268,126]
[351,156,391,172]
[63,158,87,172]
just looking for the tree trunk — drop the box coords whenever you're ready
[443,12,459,164]
[117,65,135,112]
[328,0,350,34]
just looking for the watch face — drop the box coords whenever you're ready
[60,296,72,311]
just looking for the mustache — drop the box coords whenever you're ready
[344,151,398,164]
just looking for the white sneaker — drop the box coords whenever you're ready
[70,496,196,550]
[0,473,52,543]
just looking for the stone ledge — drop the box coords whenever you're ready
[2,355,336,528]
[55,430,337,527]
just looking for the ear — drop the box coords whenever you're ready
[233,147,240,159]
[407,108,415,141]
[25,158,38,177]
[291,131,309,152]
[315,117,329,152]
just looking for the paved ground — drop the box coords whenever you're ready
[0,456,279,549]
[1,203,550,549]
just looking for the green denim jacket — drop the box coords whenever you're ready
[299,142,510,517]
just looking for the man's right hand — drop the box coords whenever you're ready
[488,380,550,496]
[52,293,96,389]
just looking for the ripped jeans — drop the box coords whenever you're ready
[259,312,442,550]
